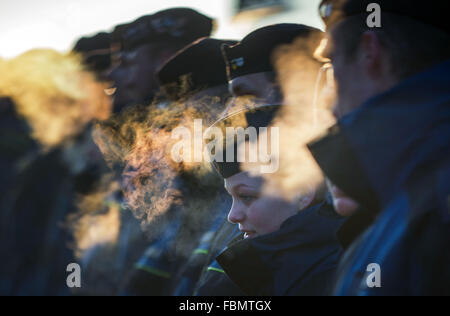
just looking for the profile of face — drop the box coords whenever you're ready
[107,44,166,111]
[318,31,392,215]
[224,172,314,239]
[325,31,392,119]
[326,37,367,119]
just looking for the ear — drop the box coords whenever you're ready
[298,188,316,211]
[359,31,384,79]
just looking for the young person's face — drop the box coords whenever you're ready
[107,44,170,111]
[325,30,394,119]
[326,35,367,119]
[224,172,299,239]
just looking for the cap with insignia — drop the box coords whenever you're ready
[120,8,215,51]
[157,38,237,100]
[319,0,450,33]
[222,24,323,81]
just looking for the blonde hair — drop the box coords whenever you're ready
[0,49,111,148]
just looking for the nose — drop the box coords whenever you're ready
[227,201,246,224]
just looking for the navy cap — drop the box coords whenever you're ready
[111,23,130,49]
[120,8,215,51]
[73,32,112,72]
[319,0,450,33]
[73,32,112,53]
[222,24,323,81]
[157,38,237,100]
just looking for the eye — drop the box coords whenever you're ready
[238,194,257,205]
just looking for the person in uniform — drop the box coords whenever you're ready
[157,37,237,118]
[194,24,345,296]
[120,38,238,296]
[0,50,111,295]
[107,8,215,113]
[202,104,345,296]
[308,0,450,295]
[73,32,113,81]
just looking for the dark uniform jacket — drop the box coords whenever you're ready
[121,212,183,296]
[0,149,76,295]
[216,200,345,296]
[193,221,245,296]
[172,203,231,296]
[123,191,232,296]
[308,60,450,295]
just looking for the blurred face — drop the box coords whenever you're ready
[325,36,368,119]
[317,30,393,216]
[324,30,394,119]
[107,44,170,111]
[224,172,299,239]
[185,84,230,119]
[315,35,367,215]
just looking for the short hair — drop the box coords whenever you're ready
[330,13,450,80]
